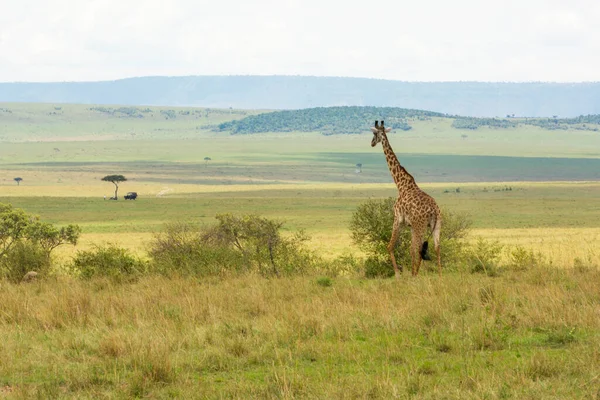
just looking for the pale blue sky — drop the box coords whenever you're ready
[0,0,597,82]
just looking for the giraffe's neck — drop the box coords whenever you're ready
[381,133,417,193]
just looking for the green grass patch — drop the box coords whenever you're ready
[2,183,600,236]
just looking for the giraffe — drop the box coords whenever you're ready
[370,120,442,277]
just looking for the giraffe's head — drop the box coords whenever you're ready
[370,120,391,147]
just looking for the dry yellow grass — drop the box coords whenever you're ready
[473,227,600,267]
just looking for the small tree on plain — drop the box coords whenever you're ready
[204,157,212,166]
[14,177,22,186]
[101,175,127,199]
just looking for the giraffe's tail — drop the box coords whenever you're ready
[420,241,431,261]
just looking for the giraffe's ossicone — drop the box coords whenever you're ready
[371,120,442,277]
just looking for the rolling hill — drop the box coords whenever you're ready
[2,76,600,118]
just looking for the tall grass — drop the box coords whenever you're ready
[1,268,599,398]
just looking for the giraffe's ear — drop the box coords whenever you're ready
[370,127,378,134]
[385,127,392,133]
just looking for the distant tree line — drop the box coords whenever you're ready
[452,114,600,131]
[217,106,445,135]
[560,114,600,124]
[88,106,248,121]
[89,106,152,118]
[452,118,517,130]
[217,106,600,135]
[522,115,600,131]
[160,110,177,119]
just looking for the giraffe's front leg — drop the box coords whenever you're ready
[387,216,403,279]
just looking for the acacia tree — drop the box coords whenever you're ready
[102,175,127,199]
[14,177,22,186]
[26,221,82,259]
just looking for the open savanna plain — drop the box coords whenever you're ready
[1,103,600,398]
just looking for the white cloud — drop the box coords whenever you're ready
[0,0,598,82]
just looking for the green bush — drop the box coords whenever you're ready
[264,229,323,276]
[466,238,503,276]
[349,198,471,277]
[148,222,247,277]
[211,213,317,276]
[148,215,321,277]
[572,255,598,272]
[319,254,362,277]
[316,277,333,287]
[508,245,545,270]
[71,244,147,281]
[0,241,50,283]
[364,256,395,278]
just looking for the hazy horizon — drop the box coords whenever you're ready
[2,74,599,85]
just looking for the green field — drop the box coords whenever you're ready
[1,103,600,398]
[3,182,600,231]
